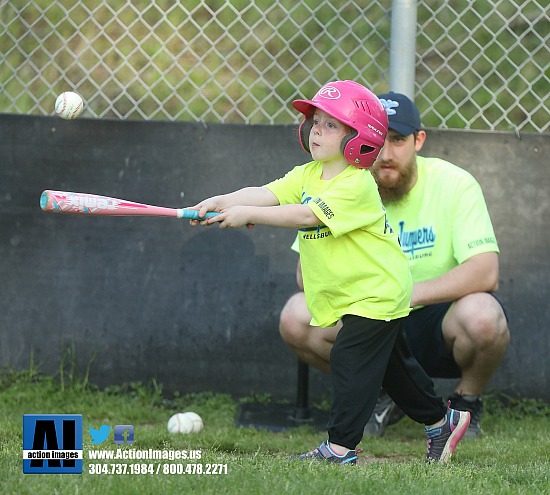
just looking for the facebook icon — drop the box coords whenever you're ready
[113,425,134,444]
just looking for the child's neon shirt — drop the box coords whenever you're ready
[265,160,412,327]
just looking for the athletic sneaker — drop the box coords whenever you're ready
[297,440,361,465]
[448,393,484,439]
[425,406,470,463]
[364,389,404,437]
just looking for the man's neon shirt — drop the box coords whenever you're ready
[384,156,499,287]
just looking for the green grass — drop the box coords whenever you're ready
[1,368,549,494]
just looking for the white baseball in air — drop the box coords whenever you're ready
[55,91,84,120]
[167,412,203,434]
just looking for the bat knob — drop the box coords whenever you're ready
[40,191,49,210]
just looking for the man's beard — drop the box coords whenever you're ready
[372,161,416,205]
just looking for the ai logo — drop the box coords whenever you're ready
[22,414,83,474]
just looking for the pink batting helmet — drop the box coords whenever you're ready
[292,80,388,168]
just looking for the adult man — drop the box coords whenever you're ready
[279,92,510,438]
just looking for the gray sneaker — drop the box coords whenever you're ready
[364,389,398,437]
[297,440,362,465]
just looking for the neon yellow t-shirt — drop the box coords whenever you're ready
[265,161,412,327]
[385,156,499,284]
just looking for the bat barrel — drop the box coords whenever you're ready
[40,189,219,220]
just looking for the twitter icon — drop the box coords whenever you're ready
[89,425,111,445]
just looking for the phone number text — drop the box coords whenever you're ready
[88,463,228,475]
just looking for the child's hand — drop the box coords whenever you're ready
[206,206,254,229]
[188,198,220,226]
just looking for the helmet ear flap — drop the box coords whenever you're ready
[341,131,378,168]
[298,116,313,153]
[340,131,357,157]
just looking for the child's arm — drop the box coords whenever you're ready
[193,187,278,216]
[192,186,322,229]
[206,203,321,230]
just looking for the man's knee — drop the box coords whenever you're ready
[279,292,310,346]
[469,310,509,349]
[447,293,510,350]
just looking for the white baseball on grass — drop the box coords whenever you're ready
[182,412,204,432]
[167,413,193,434]
[167,412,203,434]
[55,91,84,120]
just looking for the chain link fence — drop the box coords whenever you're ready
[1,0,548,132]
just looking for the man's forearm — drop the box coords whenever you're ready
[410,252,499,307]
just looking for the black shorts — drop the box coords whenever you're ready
[404,294,509,379]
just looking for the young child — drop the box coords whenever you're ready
[190,80,470,464]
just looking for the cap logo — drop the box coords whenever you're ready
[379,98,399,116]
[317,85,341,100]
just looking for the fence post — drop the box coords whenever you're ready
[389,0,417,98]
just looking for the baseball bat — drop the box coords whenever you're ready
[40,190,219,220]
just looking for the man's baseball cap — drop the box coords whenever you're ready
[377,92,422,136]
